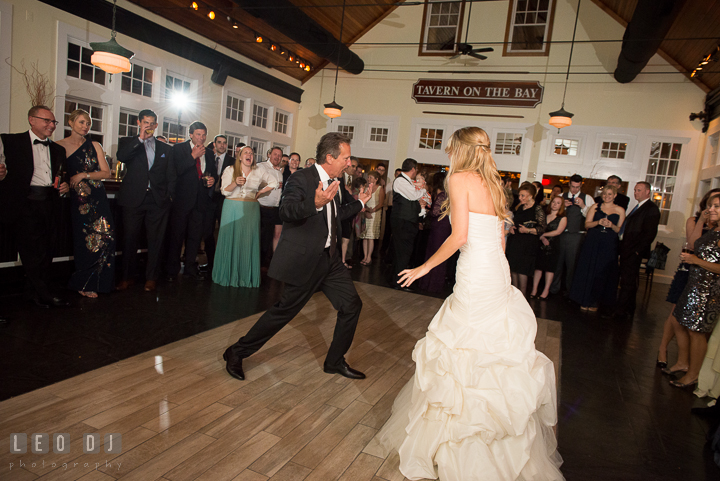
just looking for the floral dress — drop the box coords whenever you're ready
[67,139,116,292]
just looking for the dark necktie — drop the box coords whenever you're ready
[34,139,50,147]
[196,156,202,179]
[328,179,337,257]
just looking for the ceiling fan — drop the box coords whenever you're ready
[450,0,493,61]
[451,43,494,60]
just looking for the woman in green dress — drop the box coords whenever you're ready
[212,146,278,287]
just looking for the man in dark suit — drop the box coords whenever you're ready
[223,132,371,381]
[165,121,218,281]
[201,134,232,273]
[615,181,661,320]
[594,175,630,211]
[391,158,427,291]
[116,109,175,292]
[0,105,70,308]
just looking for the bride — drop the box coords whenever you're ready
[370,127,564,480]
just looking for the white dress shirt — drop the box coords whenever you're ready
[221,165,279,200]
[28,130,53,186]
[568,191,595,217]
[393,173,427,217]
[315,164,365,248]
[256,161,283,207]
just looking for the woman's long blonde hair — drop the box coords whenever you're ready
[440,127,509,222]
[233,146,256,179]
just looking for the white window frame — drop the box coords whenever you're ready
[369,126,390,144]
[646,140,683,226]
[225,132,247,152]
[417,126,445,150]
[249,138,268,158]
[503,0,556,56]
[121,62,155,99]
[225,93,246,125]
[274,110,290,135]
[252,102,270,130]
[419,0,465,55]
[164,72,193,101]
[64,98,106,145]
[118,109,140,138]
[66,38,107,86]
[273,143,289,154]
[337,124,355,140]
[494,131,525,156]
[547,132,586,164]
[162,117,188,144]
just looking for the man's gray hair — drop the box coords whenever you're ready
[316,132,351,165]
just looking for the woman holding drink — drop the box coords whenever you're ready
[212,146,277,288]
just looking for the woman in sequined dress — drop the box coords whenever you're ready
[56,109,115,297]
[665,193,720,389]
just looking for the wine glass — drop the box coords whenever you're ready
[598,211,608,233]
[678,241,692,272]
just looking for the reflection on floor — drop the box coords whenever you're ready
[0,283,560,480]
[0,256,719,479]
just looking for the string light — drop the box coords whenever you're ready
[255,34,263,43]
[191,2,198,10]
[207,11,215,19]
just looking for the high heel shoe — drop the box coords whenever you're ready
[656,359,668,369]
[669,379,697,390]
[662,367,688,376]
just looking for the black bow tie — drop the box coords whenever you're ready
[33,139,51,147]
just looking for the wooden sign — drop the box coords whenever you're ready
[411,79,544,108]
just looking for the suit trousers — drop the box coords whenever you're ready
[122,191,169,281]
[617,251,643,316]
[202,197,223,269]
[550,232,584,294]
[392,217,419,281]
[167,199,215,276]
[16,198,56,300]
[230,249,362,367]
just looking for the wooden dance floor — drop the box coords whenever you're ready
[1,283,561,480]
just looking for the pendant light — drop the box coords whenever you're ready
[323,0,347,119]
[90,0,134,75]
[549,0,581,131]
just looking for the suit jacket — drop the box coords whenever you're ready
[172,140,218,212]
[268,166,363,285]
[116,135,175,208]
[0,131,66,223]
[594,192,630,210]
[207,147,231,203]
[620,199,661,258]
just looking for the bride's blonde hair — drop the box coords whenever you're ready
[440,127,509,222]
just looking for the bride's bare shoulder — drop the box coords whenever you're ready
[449,171,484,190]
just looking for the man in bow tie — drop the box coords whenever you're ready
[116,109,175,292]
[0,105,70,308]
[223,132,372,381]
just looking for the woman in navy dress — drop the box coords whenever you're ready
[56,109,115,297]
[569,185,625,311]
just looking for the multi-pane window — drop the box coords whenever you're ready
[67,42,106,85]
[121,64,153,98]
[249,138,267,158]
[225,133,245,152]
[600,141,627,160]
[226,95,245,123]
[274,111,289,134]
[252,104,269,129]
[337,125,354,140]
[118,111,139,138]
[165,74,191,100]
[554,138,578,156]
[162,120,188,144]
[64,99,104,144]
[646,141,681,225]
[419,128,443,150]
[505,0,555,55]
[420,0,463,54]
[370,127,389,143]
[495,132,523,155]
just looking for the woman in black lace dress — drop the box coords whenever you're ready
[506,183,546,296]
[56,109,115,297]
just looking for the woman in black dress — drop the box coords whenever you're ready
[531,195,567,299]
[569,185,625,311]
[56,109,115,297]
[506,183,546,296]
[656,189,720,369]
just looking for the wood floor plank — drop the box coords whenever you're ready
[302,424,378,481]
[263,380,345,438]
[337,453,385,481]
[230,470,269,481]
[266,462,311,481]
[194,431,281,481]
[374,451,405,481]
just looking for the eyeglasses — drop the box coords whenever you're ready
[31,116,59,126]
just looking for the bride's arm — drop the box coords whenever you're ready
[398,174,469,287]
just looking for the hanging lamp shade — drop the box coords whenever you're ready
[323,101,343,119]
[549,107,574,130]
[90,36,134,74]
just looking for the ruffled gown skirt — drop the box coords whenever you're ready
[371,213,563,480]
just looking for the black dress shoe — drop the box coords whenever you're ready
[49,296,70,307]
[30,298,51,309]
[166,274,176,282]
[223,347,245,380]
[691,404,720,419]
[185,272,206,281]
[324,361,366,379]
[199,264,210,272]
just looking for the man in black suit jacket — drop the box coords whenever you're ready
[594,175,630,211]
[615,181,661,319]
[223,132,371,381]
[165,121,218,281]
[116,109,175,292]
[0,105,69,308]
[201,134,232,272]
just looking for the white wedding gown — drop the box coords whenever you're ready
[372,213,564,481]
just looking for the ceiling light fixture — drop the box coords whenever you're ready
[90,0,134,75]
[323,0,347,119]
[191,2,198,10]
[207,11,215,20]
[288,54,294,62]
[255,33,263,43]
[549,0,581,131]
[270,44,277,52]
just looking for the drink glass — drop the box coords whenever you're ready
[678,242,692,272]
